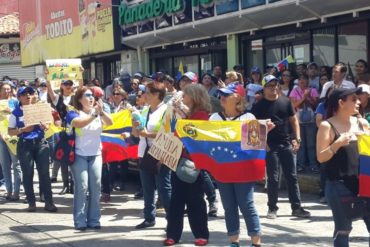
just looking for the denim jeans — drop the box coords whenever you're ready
[266,144,301,211]
[217,181,261,237]
[139,159,172,222]
[17,139,53,205]
[325,181,370,247]
[201,170,216,203]
[297,123,318,168]
[0,139,21,194]
[70,154,102,228]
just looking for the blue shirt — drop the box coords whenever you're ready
[315,102,326,119]
[9,104,44,140]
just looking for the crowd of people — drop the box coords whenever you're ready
[0,58,369,247]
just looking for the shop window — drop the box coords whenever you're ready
[293,44,310,64]
[216,0,239,15]
[200,54,212,75]
[241,0,265,9]
[313,28,335,67]
[338,21,368,75]
[153,57,172,75]
[174,56,199,77]
[266,47,280,66]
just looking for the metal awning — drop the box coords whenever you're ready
[121,0,370,49]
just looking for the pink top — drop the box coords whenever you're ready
[289,87,319,101]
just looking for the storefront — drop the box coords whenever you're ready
[120,0,370,78]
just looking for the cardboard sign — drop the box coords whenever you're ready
[46,59,82,90]
[148,131,183,172]
[0,100,9,121]
[23,103,53,126]
[241,120,267,150]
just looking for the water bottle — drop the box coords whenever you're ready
[132,110,144,130]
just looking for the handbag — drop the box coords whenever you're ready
[139,109,161,175]
[298,103,315,124]
[53,127,76,166]
[176,157,200,183]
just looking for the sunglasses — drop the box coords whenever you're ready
[83,93,94,98]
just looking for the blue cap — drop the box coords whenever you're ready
[138,84,145,92]
[218,82,246,97]
[17,86,35,97]
[251,66,261,74]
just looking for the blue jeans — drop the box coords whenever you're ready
[139,160,172,222]
[297,123,318,167]
[70,154,102,228]
[217,181,261,237]
[325,181,370,247]
[0,139,21,194]
[266,144,301,211]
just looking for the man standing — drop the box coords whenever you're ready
[320,62,355,98]
[251,75,311,219]
[307,62,320,91]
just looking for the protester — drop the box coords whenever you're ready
[164,84,210,246]
[132,82,171,229]
[316,88,370,247]
[0,81,21,201]
[320,63,355,98]
[224,71,243,86]
[251,75,311,219]
[8,86,57,212]
[354,59,368,85]
[246,67,263,109]
[163,75,177,103]
[209,82,263,247]
[279,69,294,97]
[307,62,320,91]
[66,87,112,230]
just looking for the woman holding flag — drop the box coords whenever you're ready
[66,87,112,230]
[209,82,264,247]
[317,88,370,247]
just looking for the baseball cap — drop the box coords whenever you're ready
[17,86,35,97]
[90,86,104,98]
[307,62,318,69]
[328,88,362,104]
[181,72,197,83]
[3,80,16,88]
[251,66,261,74]
[120,72,131,81]
[134,72,145,78]
[263,75,279,86]
[61,80,73,86]
[358,84,370,95]
[218,82,246,97]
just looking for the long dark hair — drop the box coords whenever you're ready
[73,87,91,111]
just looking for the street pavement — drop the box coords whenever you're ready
[0,176,368,247]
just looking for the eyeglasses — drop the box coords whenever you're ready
[265,83,278,88]
[83,93,94,98]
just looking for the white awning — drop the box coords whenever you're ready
[121,0,370,49]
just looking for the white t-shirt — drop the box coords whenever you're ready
[66,110,103,156]
[209,112,256,121]
[138,103,167,158]
[52,94,72,107]
[320,79,355,98]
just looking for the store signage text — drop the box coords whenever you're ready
[119,0,224,26]
[45,10,73,40]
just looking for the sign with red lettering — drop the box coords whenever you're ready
[0,43,20,63]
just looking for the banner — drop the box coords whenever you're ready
[176,119,267,183]
[46,59,82,89]
[19,0,115,66]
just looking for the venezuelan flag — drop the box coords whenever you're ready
[175,61,184,82]
[277,55,295,72]
[358,134,370,197]
[102,110,138,163]
[176,120,266,183]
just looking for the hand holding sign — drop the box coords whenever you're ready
[23,103,53,126]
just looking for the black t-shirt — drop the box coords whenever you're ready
[251,96,295,147]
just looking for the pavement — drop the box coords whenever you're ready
[0,175,368,247]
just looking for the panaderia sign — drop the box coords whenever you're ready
[119,0,230,26]
[19,0,115,66]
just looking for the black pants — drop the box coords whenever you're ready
[101,164,110,194]
[17,139,53,205]
[166,172,209,242]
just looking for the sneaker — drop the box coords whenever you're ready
[10,194,20,201]
[44,202,58,212]
[208,202,218,217]
[266,209,277,219]
[27,203,37,212]
[135,220,155,229]
[134,190,143,199]
[292,207,311,218]
[297,166,305,173]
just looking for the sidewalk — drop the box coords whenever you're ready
[0,178,368,247]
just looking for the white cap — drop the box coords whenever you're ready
[358,84,370,94]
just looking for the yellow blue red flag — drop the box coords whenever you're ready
[176,120,266,183]
[358,134,370,197]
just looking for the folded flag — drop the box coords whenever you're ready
[102,110,138,163]
[358,134,370,197]
[176,120,266,183]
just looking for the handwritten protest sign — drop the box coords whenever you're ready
[23,103,53,126]
[148,105,183,171]
[46,59,82,90]
[241,120,267,150]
